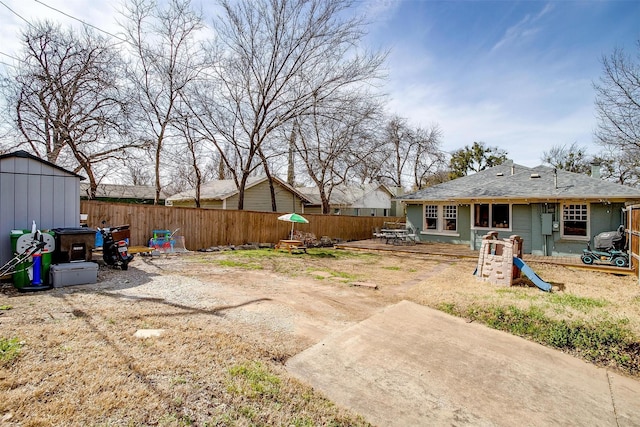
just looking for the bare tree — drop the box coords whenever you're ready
[119,0,206,204]
[295,94,379,214]
[3,21,140,197]
[118,154,154,186]
[594,43,640,155]
[541,142,592,174]
[210,0,385,210]
[598,147,640,186]
[378,115,414,188]
[165,105,217,205]
[412,124,446,189]
[364,115,445,190]
[594,42,640,187]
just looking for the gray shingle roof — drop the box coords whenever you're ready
[167,179,244,201]
[397,163,640,202]
[166,175,311,203]
[80,183,165,200]
[296,183,392,206]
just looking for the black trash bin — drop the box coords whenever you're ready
[52,228,96,263]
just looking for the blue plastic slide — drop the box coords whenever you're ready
[513,257,552,292]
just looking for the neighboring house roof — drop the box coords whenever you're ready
[80,183,166,200]
[166,175,312,203]
[397,163,640,203]
[297,183,393,207]
[0,150,84,179]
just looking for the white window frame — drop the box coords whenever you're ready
[422,204,459,235]
[561,202,590,240]
[471,203,513,231]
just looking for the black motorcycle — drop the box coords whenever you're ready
[99,223,134,270]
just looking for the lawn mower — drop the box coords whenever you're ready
[581,225,629,268]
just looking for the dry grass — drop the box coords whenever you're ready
[406,259,640,335]
[1,248,639,425]
[0,251,374,426]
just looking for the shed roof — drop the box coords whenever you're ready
[0,150,84,179]
[397,163,640,203]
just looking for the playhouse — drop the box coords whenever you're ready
[476,231,552,292]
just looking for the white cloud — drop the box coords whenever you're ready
[492,2,554,52]
[382,69,598,167]
[360,0,403,28]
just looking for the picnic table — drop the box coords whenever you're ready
[380,229,417,245]
[275,239,307,254]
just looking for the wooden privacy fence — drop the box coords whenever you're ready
[628,204,640,277]
[80,201,403,250]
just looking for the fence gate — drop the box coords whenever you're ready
[628,204,640,279]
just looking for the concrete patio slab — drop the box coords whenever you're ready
[286,300,640,426]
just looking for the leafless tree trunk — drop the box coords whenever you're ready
[287,123,297,186]
[258,148,279,212]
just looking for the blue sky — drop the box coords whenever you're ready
[361,0,640,166]
[1,0,639,167]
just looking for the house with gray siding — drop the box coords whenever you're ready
[0,150,83,265]
[395,162,640,256]
[298,183,396,216]
[165,175,310,212]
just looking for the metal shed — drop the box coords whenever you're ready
[0,150,83,266]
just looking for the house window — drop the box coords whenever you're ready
[492,204,510,228]
[354,208,360,216]
[425,205,438,230]
[474,204,490,228]
[443,205,457,231]
[473,203,511,229]
[423,204,457,233]
[370,209,376,216]
[562,203,589,238]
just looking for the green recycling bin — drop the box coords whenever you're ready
[10,229,55,290]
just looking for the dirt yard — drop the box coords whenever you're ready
[1,248,639,426]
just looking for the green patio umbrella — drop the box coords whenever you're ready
[277,213,309,240]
